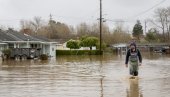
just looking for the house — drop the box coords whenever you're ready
[112,43,128,54]
[56,41,96,50]
[0,40,7,55]
[0,29,58,57]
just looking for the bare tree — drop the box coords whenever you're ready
[111,21,131,44]
[76,23,90,36]
[153,7,170,41]
[30,16,44,34]
[114,21,125,33]
[20,16,44,35]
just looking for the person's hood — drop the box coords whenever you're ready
[130,42,137,51]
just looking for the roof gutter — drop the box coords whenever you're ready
[3,41,58,44]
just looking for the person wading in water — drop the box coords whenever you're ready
[125,42,142,79]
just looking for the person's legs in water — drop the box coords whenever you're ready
[134,71,138,76]
[129,64,138,79]
[129,66,135,79]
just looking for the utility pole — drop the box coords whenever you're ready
[50,14,53,21]
[49,14,53,39]
[99,0,102,55]
[144,21,147,35]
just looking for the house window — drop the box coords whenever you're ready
[8,44,14,48]
[30,44,38,48]
[30,44,34,48]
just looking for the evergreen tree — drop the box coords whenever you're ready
[132,20,143,41]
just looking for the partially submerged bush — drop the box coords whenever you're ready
[40,54,48,60]
[2,49,11,59]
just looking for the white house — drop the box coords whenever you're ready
[0,29,58,57]
[56,42,96,50]
[112,43,128,54]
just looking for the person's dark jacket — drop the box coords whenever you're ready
[125,49,142,64]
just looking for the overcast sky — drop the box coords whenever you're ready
[0,0,170,30]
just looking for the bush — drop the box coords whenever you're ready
[2,49,11,59]
[80,36,99,50]
[66,39,80,49]
[96,42,107,50]
[40,54,48,60]
[56,50,102,55]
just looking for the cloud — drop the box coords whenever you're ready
[0,0,169,29]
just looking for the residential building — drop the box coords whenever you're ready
[0,29,58,57]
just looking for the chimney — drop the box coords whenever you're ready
[22,28,32,35]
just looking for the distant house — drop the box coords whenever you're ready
[0,29,58,57]
[112,43,128,54]
[56,41,96,50]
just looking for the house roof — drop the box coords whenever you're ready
[32,35,50,42]
[0,39,7,45]
[0,30,17,41]
[112,43,127,48]
[0,29,50,42]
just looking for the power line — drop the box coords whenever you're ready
[132,0,167,18]
[105,0,167,24]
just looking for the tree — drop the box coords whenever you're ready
[76,23,90,36]
[96,41,106,50]
[30,16,43,34]
[153,7,170,41]
[107,21,131,44]
[20,16,44,35]
[145,28,159,42]
[80,36,99,50]
[132,20,143,41]
[111,31,131,44]
[48,19,71,39]
[66,39,80,50]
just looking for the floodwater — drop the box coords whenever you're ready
[0,52,170,97]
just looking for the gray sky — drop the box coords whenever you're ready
[0,0,170,30]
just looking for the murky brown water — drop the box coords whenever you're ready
[0,53,170,97]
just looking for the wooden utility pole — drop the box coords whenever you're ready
[99,0,102,55]
[49,14,53,39]
[144,21,147,35]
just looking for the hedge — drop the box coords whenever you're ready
[56,50,103,55]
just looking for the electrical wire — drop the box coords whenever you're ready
[132,0,167,18]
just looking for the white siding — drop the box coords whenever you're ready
[49,44,56,57]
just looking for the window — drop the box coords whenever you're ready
[30,44,38,48]
[8,44,14,48]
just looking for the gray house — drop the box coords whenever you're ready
[0,29,57,58]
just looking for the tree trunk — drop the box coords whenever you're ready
[90,47,92,50]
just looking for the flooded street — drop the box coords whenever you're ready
[0,53,170,97]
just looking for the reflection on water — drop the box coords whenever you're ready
[0,53,170,97]
[126,78,143,97]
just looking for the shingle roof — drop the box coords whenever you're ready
[0,29,50,42]
[0,39,7,44]
[32,35,50,42]
[0,30,16,41]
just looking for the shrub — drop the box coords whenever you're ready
[40,54,48,60]
[80,36,99,50]
[66,39,80,49]
[2,49,11,59]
